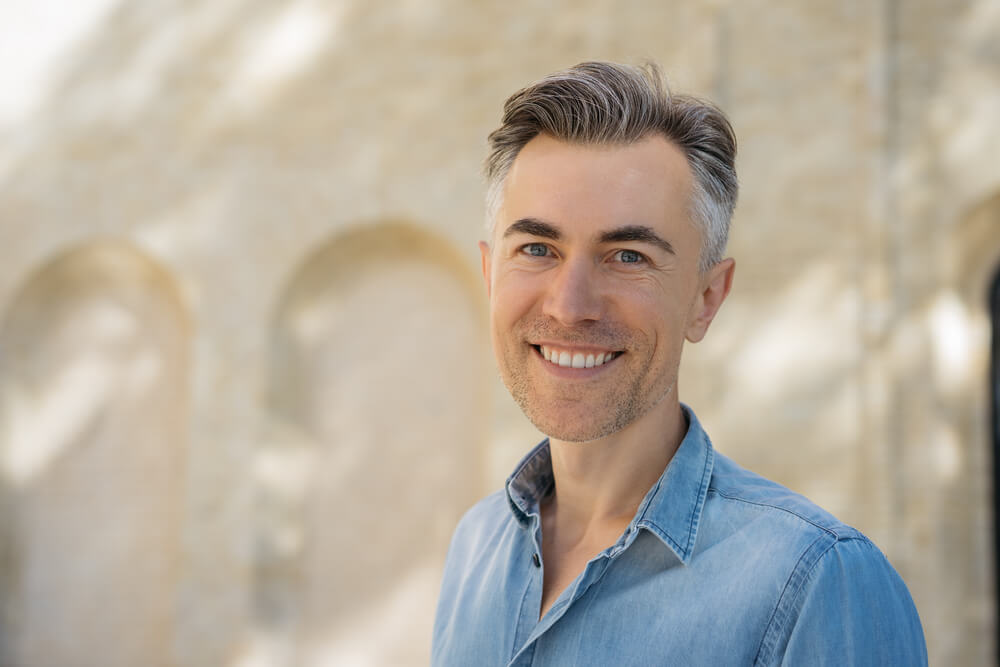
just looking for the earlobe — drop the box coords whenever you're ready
[685,258,735,343]
[479,241,492,298]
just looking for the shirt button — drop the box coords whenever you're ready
[532,553,541,567]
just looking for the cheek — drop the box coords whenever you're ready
[492,273,541,321]
[619,291,689,350]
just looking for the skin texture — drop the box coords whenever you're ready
[480,133,735,618]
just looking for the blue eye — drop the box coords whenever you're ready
[524,244,549,257]
[617,250,643,264]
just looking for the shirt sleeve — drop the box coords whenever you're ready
[766,536,927,666]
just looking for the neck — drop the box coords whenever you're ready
[545,398,687,529]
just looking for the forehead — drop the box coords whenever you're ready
[499,134,695,240]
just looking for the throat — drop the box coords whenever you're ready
[539,503,630,619]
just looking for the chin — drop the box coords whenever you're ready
[525,408,625,443]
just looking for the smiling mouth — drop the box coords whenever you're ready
[533,344,623,369]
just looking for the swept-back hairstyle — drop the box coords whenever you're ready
[485,61,738,271]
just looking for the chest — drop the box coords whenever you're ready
[435,530,785,667]
[539,536,619,619]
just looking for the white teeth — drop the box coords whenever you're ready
[539,346,618,369]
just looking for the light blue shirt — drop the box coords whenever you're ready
[432,406,927,666]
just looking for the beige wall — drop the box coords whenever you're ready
[0,1,997,665]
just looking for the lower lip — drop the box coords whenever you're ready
[532,347,622,378]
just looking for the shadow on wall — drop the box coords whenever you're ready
[0,240,190,667]
[248,221,490,666]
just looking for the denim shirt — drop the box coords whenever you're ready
[432,406,927,666]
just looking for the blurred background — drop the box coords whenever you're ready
[0,1,997,665]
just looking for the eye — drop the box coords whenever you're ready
[614,249,645,264]
[521,243,551,258]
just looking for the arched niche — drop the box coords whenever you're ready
[0,240,190,667]
[261,222,490,665]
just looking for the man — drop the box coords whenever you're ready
[432,61,926,666]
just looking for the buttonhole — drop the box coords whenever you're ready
[532,553,541,568]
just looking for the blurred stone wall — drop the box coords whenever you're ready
[0,1,997,665]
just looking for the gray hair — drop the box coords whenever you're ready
[485,61,738,271]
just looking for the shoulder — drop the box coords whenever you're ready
[757,536,927,665]
[452,489,510,538]
[707,451,861,540]
[458,489,510,527]
[442,489,513,568]
[704,454,926,665]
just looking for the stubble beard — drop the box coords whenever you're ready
[497,320,677,443]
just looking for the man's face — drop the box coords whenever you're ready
[480,134,731,443]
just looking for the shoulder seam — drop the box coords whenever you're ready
[707,487,858,540]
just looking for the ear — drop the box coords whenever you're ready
[685,258,735,343]
[478,241,492,299]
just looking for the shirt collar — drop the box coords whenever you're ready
[504,404,714,565]
[505,437,555,526]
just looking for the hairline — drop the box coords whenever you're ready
[485,132,719,272]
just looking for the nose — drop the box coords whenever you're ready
[542,256,603,325]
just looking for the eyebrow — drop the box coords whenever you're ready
[599,225,676,255]
[503,218,562,240]
[503,218,676,256]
